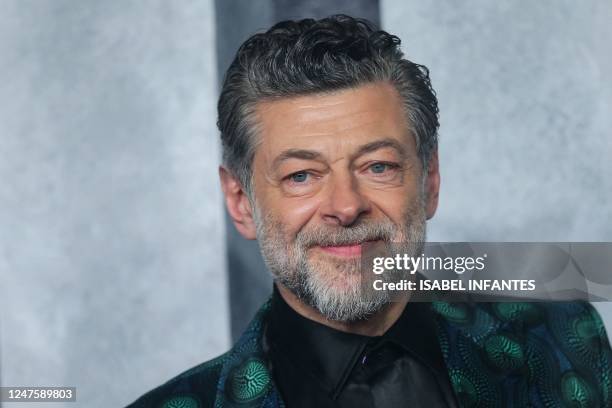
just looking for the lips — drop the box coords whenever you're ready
[317,240,381,257]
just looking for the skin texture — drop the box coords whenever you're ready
[220,82,440,336]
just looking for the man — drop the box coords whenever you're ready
[127,15,612,407]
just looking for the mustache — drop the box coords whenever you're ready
[295,221,397,248]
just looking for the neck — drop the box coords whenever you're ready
[275,282,408,337]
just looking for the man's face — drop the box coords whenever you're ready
[241,82,438,321]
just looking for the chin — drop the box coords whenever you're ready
[308,260,363,291]
[302,261,389,322]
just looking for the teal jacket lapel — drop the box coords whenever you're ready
[432,301,510,407]
[213,300,284,408]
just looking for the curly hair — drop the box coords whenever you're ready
[217,14,439,194]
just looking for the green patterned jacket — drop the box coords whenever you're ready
[126,300,612,408]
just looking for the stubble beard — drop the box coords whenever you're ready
[253,192,427,322]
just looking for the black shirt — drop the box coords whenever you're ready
[264,285,458,407]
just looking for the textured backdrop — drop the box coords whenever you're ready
[0,1,228,407]
[1,1,611,407]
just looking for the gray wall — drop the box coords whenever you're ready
[382,0,612,318]
[1,1,611,407]
[0,1,228,407]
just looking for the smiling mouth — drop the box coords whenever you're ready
[316,240,379,257]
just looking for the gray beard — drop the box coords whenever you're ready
[254,195,427,322]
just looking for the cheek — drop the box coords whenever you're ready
[263,195,321,238]
[367,182,421,222]
[372,197,404,221]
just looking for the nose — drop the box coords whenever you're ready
[321,172,371,226]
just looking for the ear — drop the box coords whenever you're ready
[424,149,440,220]
[219,166,257,240]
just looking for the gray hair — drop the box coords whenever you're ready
[217,14,439,195]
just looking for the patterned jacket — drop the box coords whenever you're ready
[126,300,612,408]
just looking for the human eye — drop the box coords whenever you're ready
[280,169,322,196]
[367,162,400,175]
[288,171,310,183]
[282,170,320,188]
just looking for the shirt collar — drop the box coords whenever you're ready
[265,284,446,397]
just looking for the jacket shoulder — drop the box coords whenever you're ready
[125,352,229,408]
[434,300,612,405]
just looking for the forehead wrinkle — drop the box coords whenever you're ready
[253,83,415,175]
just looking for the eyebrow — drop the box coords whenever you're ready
[350,138,407,162]
[271,138,407,171]
[271,149,325,171]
